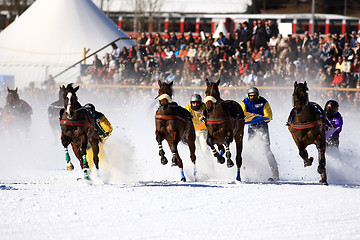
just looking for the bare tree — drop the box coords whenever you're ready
[135,0,163,33]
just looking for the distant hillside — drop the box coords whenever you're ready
[247,0,360,18]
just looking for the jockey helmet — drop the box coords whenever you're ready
[84,103,95,112]
[325,100,339,117]
[190,94,202,102]
[190,94,202,111]
[247,87,259,102]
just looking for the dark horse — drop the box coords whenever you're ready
[288,81,328,185]
[155,80,196,182]
[48,86,65,137]
[204,79,245,181]
[60,84,100,180]
[2,87,32,132]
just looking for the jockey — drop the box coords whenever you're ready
[185,94,208,152]
[185,94,207,132]
[240,87,279,181]
[84,103,113,142]
[324,100,343,148]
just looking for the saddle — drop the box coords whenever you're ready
[222,100,243,119]
[170,102,193,121]
[287,102,323,126]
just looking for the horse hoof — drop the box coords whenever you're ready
[161,158,168,165]
[227,160,234,168]
[180,177,186,182]
[83,169,91,181]
[217,156,225,164]
[320,179,328,185]
[304,157,313,167]
[66,162,74,171]
[171,160,178,167]
[268,177,279,182]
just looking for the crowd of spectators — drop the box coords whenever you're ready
[85,19,360,90]
[77,19,360,111]
[3,19,357,114]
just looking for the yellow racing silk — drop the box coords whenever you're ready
[185,103,207,131]
[98,115,113,138]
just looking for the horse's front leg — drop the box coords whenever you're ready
[224,135,234,168]
[61,135,74,171]
[155,130,168,165]
[299,148,313,167]
[315,136,328,185]
[206,136,225,164]
[79,135,90,180]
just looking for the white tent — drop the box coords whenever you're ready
[0,0,135,89]
[212,21,228,39]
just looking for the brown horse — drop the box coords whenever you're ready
[155,80,196,182]
[48,86,65,138]
[2,87,32,132]
[60,84,100,180]
[204,79,245,181]
[288,81,328,185]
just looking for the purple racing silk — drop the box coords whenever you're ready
[325,112,343,139]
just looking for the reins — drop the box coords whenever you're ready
[60,119,92,127]
[155,113,186,122]
[288,120,322,130]
[206,117,236,125]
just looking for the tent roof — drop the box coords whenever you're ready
[0,0,134,66]
[213,21,228,38]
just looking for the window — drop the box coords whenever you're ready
[184,18,196,32]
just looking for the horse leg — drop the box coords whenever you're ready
[224,136,234,168]
[90,138,100,170]
[316,138,328,185]
[155,131,168,165]
[206,137,225,164]
[187,130,197,180]
[234,133,244,181]
[169,141,186,182]
[217,144,225,156]
[61,136,74,171]
[299,148,313,167]
[79,136,90,180]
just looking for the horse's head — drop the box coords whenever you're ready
[292,81,309,114]
[156,80,173,106]
[62,83,80,119]
[58,85,66,100]
[204,78,221,114]
[6,87,20,106]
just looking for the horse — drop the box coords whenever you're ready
[48,86,65,138]
[287,81,328,185]
[155,80,196,182]
[60,84,100,180]
[204,79,245,181]
[2,87,32,133]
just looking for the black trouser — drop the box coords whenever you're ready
[248,123,279,174]
[326,137,339,148]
